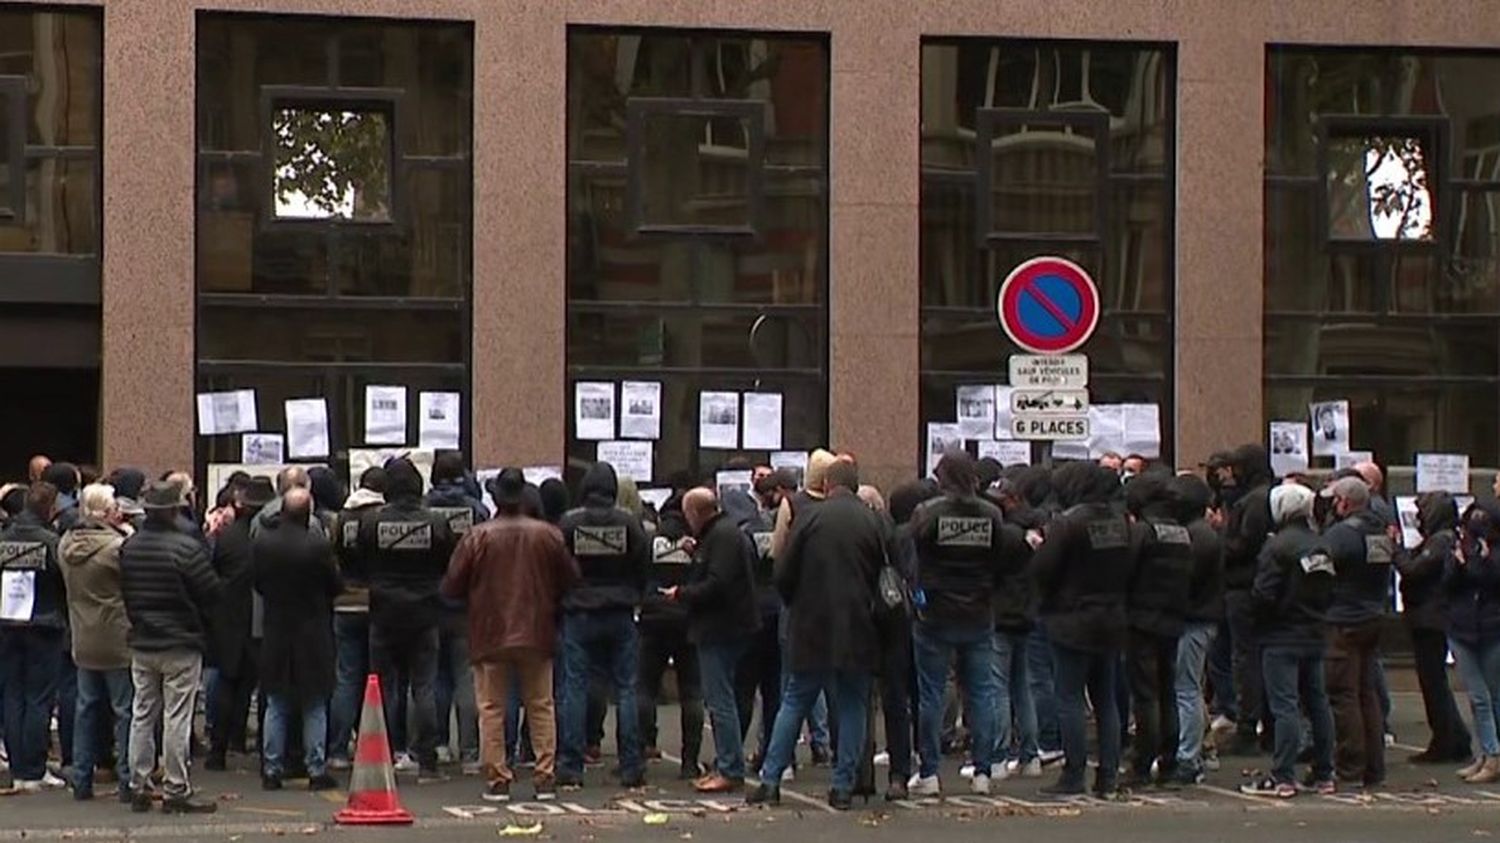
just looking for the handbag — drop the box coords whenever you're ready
[876,549,911,618]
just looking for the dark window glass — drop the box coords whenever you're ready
[568,27,828,485]
[921,39,1175,463]
[196,14,472,478]
[1266,47,1500,465]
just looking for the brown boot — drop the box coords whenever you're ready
[1457,756,1486,779]
[1465,756,1500,784]
[694,772,744,793]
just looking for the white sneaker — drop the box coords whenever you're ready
[1038,749,1065,766]
[40,771,67,789]
[436,746,455,765]
[1019,758,1043,778]
[873,751,890,767]
[908,773,941,797]
[1204,753,1222,772]
[990,762,1014,781]
[971,773,991,795]
[780,767,795,783]
[959,763,977,778]
[13,779,44,793]
[328,757,352,771]
[393,753,419,773]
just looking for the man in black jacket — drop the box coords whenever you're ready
[356,458,456,779]
[1167,474,1224,785]
[1320,476,1395,787]
[556,462,649,789]
[0,482,67,791]
[636,491,705,780]
[664,487,760,793]
[748,460,885,810]
[1397,492,1473,764]
[907,451,1020,797]
[1241,483,1335,798]
[426,452,488,775]
[1031,462,1139,798]
[1222,443,1274,755]
[119,480,223,814]
[206,477,275,771]
[1122,475,1195,789]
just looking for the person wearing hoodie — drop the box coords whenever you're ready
[984,476,1040,782]
[328,467,385,770]
[1121,473,1195,789]
[1221,443,1275,756]
[1320,475,1396,788]
[636,487,706,780]
[427,452,488,775]
[1444,501,1500,783]
[1239,483,1336,798]
[1168,474,1225,786]
[555,462,650,790]
[1031,462,1139,798]
[1397,493,1473,765]
[356,458,457,778]
[108,468,147,530]
[0,482,68,792]
[726,484,780,771]
[58,483,135,800]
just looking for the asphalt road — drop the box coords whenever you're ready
[3,685,1498,842]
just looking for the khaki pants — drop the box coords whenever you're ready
[475,652,554,786]
[128,649,202,798]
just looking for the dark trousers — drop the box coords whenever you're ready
[370,622,440,768]
[1224,590,1265,741]
[1126,631,1179,778]
[878,614,914,783]
[637,620,703,766]
[736,611,782,756]
[1326,620,1386,785]
[1052,641,1120,791]
[1409,623,1472,757]
[210,643,258,756]
[558,609,642,781]
[0,627,64,782]
[56,651,76,767]
[1207,618,1236,720]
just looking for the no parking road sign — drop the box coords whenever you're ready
[997,257,1100,355]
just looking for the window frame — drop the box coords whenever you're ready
[625,96,766,239]
[974,106,1110,245]
[1316,114,1449,252]
[0,75,24,224]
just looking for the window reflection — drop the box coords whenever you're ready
[272,108,392,222]
[1326,135,1434,241]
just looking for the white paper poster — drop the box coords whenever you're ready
[716,470,754,501]
[241,433,284,465]
[620,381,662,440]
[994,386,1016,440]
[1088,405,1126,459]
[926,422,963,478]
[1122,404,1162,459]
[364,385,408,445]
[956,385,996,441]
[698,391,740,450]
[597,440,653,484]
[575,382,616,441]
[1309,400,1351,457]
[638,488,672,512]
[1334,450,1374,471]
[1394,496,1422,551]
[1269,421,1310,477]
[284,398,331,459]
[522,466,563,487]
[1416,453,1470,494]
[1050,438,1090,461]
[742,392,784,451]
[196,389,258,436]
[0,570,36,623]
[418,391,462,450]
[770,451,810,488]
[978,439,1032,467]
[349,447,433,492]
[476,468,501,516]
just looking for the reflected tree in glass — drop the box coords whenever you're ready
[1327,135,1434,241]
[272,108,391,221]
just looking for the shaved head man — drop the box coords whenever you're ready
[281,487,312,524]
[28,454,51,482]
[276,466,311,494]
[682,487,719,536]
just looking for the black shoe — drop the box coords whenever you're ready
[534,778,556,801]
[261,775,283,791]
[828,789,853,811]
[130,792,153,813]
[1118,770,1150,791]
[811,746,832,767]
[746,782,780,805]
[1040,778,1086,797]
[162,795,218,814]
[482,781,511,803]
[308,774,338,792]
[620,772,647,789]
[1166,766,1204,787]
[204,753,226,772]
[73,787,94,801]
[885,780,909,801]
[556,773,584,791]
[118,787,136,805]
[678,761,704,781]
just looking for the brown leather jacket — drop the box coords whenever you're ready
[440,514,579,661]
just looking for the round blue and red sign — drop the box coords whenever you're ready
[996,257,1100,355]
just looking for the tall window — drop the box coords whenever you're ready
[566,28,829,485]
[920,39,1176,463]
[195,14,472,478]
[1266,49,1500,465]
[0,7,102,473]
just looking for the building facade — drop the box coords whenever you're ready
[3,0,1498,491]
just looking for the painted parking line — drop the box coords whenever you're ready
[659,750,838,815]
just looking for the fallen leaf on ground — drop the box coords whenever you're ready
[300,826,319,836]
[220,792,243,801]
[642,813,670,825]
[499,823,544,837]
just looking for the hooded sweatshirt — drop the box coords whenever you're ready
[1124,477,1195,637]
[1397,492,1458,632]
[58,516,132,670]
[334,487,385,613]
[1223,444,1275,591]
[1031,462,1139,653]
[1251,484,1333,648]
[558,462,650,613]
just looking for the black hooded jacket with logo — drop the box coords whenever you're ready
[356,495,457,629]
[1032,464,1140,653]
[910,492,1023,631]
[558,463,649,613]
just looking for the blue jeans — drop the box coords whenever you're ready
[330,613,369,762]
[993,631,1038,763]
[760,670,871,792]
[263,693,329,779]
[1175,622,1215,771]
[74,667,133,794]
[1450,637,1500,756]
[1052,641,1120,789]
[1262,645,1333,785]
[777,612,829,752]
[698,638,750,779]
[0,627,64,781]
[915,623,998,778]
[1026,627,1060,753]
[559,610,643,780]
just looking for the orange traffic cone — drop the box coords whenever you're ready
[335,674,414,826]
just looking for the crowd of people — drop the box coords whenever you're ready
[2,443,1499,813]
